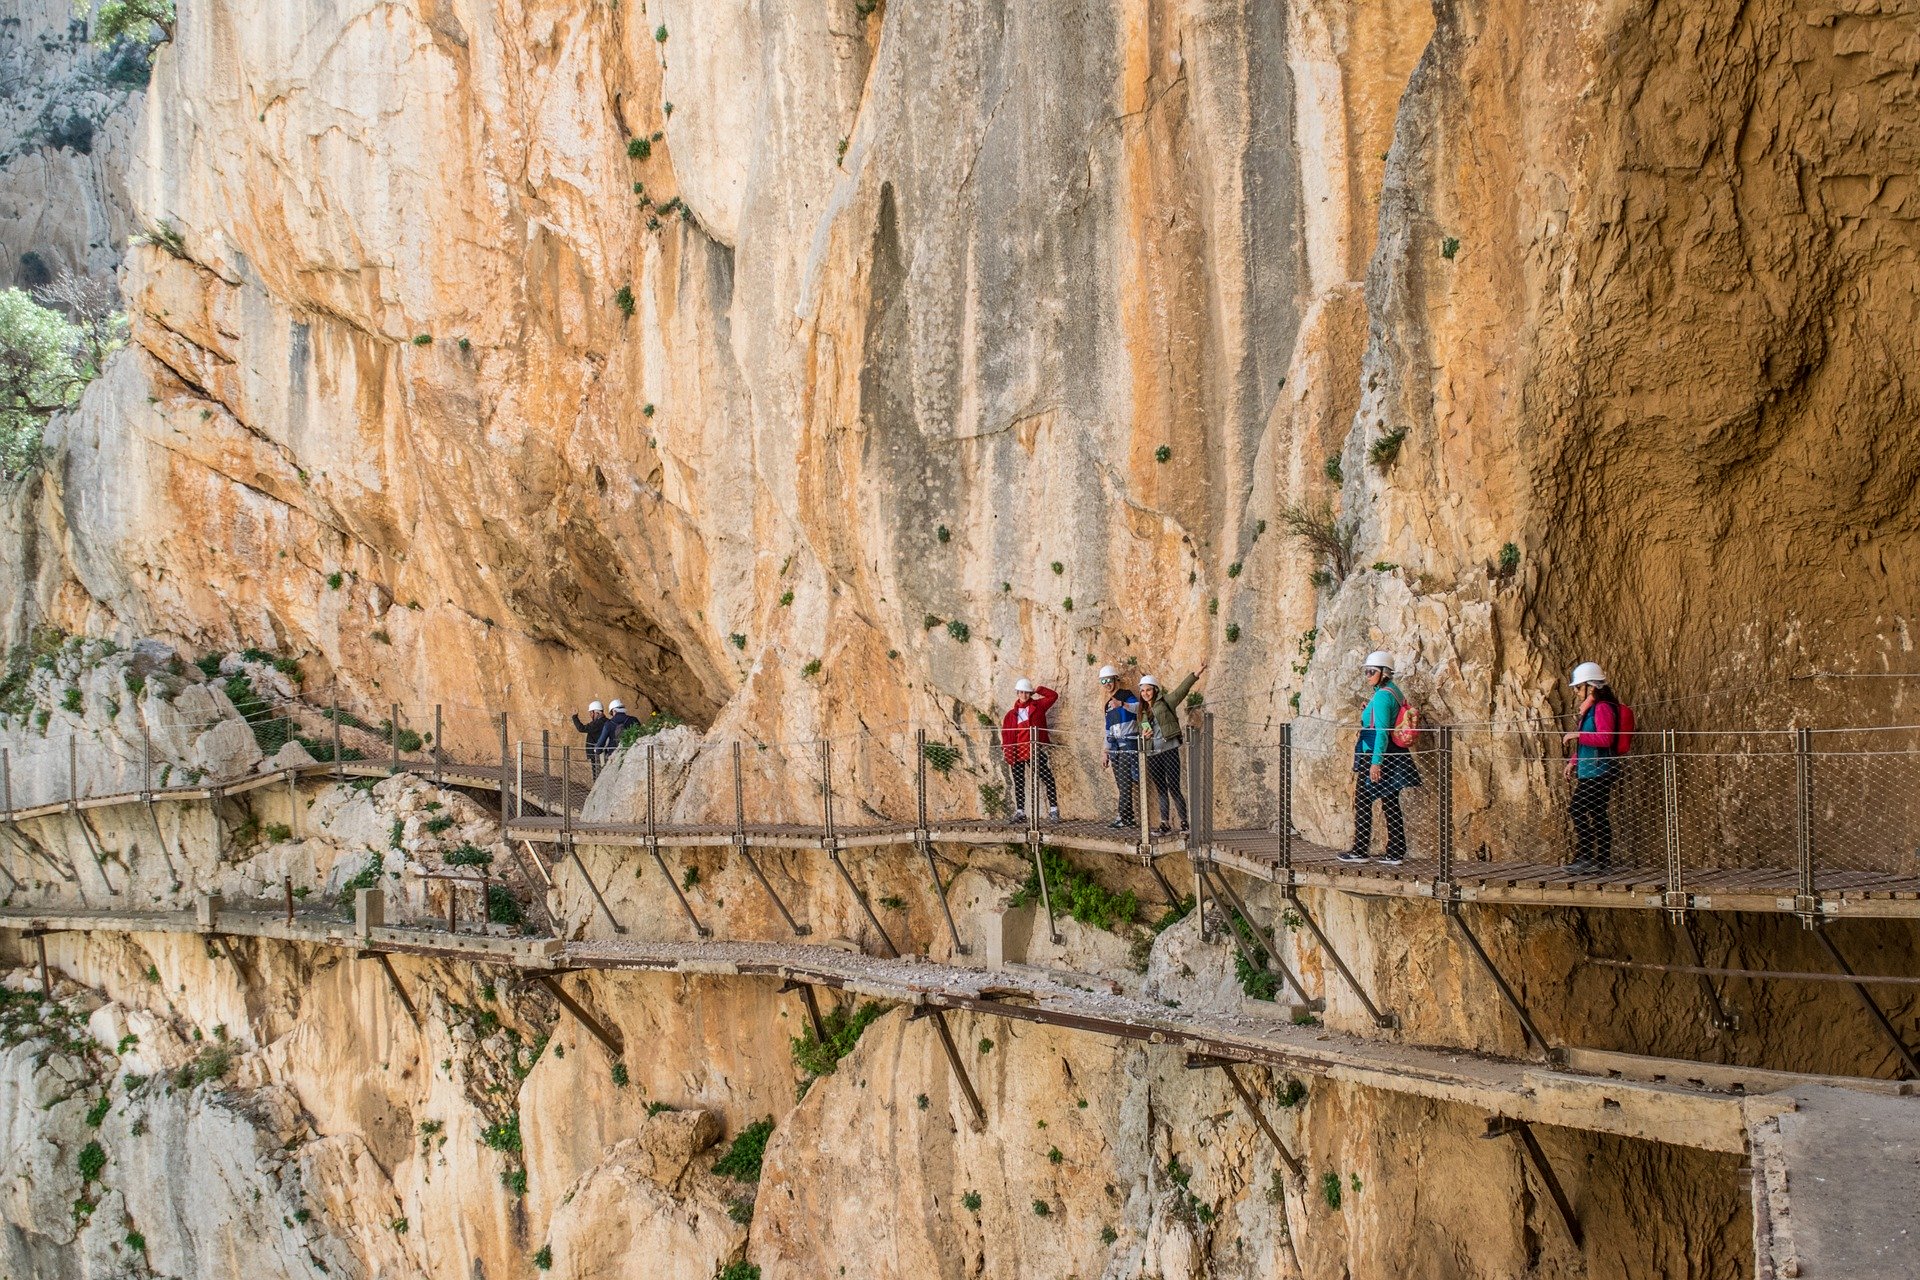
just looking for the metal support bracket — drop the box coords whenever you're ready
[1484,1117,1582,1249]
[822,740,900,958]
[1673,912,1736,1033]
[1813,925,1920,1079]
[1200,860,1310,1005]
[913,729,968,956]
[778,979,829,1042]
[355,950,422,1027]
[911,1005,986,1127]
[1185,1053,1304,1182]
[1284,888,1397,1029]
[735,743,809,936]
[535,972,625,1059]
[1446,902,1556,1061]
[567,836,628,934]
[644,745,708,938]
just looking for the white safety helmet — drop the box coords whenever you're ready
[1139,674,1160,689]
[1363,651,1394,673]
[608,699,626,713]
[1570,662,1607,688]
[1013,678,1035,695]
[587,700,603,713]
[1097,665,1119,680]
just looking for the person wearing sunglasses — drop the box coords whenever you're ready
[1098,665,1141,828]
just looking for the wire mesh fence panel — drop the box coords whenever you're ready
[1805,728,1920,888]
[1448,729,1669,873]
[828,729,918,832]
[1673,733,1798,888]
[733,739,824,831]
[923,726,1019,825]
[1208,730,1282,837]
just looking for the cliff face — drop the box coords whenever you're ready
[11,0,1913,748]
[4,0,1919,1276]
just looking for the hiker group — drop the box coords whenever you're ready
[999,664,1208,835]
[570,699,640,775]
[1333,652,1631,870]
[997,651,1631,870]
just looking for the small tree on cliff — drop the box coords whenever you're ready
[83,0,176,46]
[0,278,124,479]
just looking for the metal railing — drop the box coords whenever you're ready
[7,690,1920,915]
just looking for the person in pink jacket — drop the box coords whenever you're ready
[1561,662,1625,871]
[1000,678,1059,822]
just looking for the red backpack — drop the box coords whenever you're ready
[1385,682,1422,748]
[1610,701,1635,754]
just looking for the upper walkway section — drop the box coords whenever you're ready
[4,690,1919,918]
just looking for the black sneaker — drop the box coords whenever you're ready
[1337,850,1369,864]
[1108,817,1128,829]
[1156,824,1172,837]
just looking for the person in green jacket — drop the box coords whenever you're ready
[1137,664,1205,835]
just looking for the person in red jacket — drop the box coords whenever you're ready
[1001,678,1059,822]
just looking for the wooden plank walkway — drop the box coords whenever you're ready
[0,903,1788,1154]
[7,757,1919,918]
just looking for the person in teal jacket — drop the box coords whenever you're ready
[1338,651,1420,865]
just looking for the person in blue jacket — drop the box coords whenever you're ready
[1338,651,1420,866]
[1098,665,1141,828]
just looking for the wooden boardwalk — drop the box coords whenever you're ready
[7,749,1919,918]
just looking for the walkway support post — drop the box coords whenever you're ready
[1201,861,1310,1005]
[561,748,626,936]
[1138,718,1153,862]
[915,728,967,956]
[390,703,400,776]
[1434,726,1456,903]
[1285,887,1396,1029]
[647,744,709,937]
[1794,727,1820,922]
[779,979,829,1041]
[1185,1054,1304,1182]
[734,742,809,937]
[535,972,625,1059]
[35,932,50,999]
[1447,903,1553,1059]
[355,950,421,1027]
[911,1005,986,1127]
[331,692,343,782]
[433,704,444,784]
[821,738,900,959]
[1277,723,1293,878]
[1484,1117,1582,1248]
[1027,749,1060,946]
[1661,728,1686,915]
[1187,720,1207,941]
[1812,925,1920,1079]
[497,713,510,818]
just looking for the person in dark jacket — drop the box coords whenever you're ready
[1339,652,1420,866]
[1138,664,1204,835]
[1561,662,1623,871]
[1001,679,1059,822]
[599,699,640,770]
[571,700,608,776]
[1099,665,1141,828]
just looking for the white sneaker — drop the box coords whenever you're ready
[1011,809,1027,823]
[1048,806,1060,822]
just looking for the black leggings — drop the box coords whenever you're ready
[1012,749,1058,812]
[1148,749,1189,828]
[1352,776,1406,859]
[1570,774,1616,867]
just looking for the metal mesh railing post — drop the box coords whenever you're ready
[1277,723,1293,876]
[389,703,400,775]
[561,745,573,836]
[1661,729,1685,912]
[1435,725,1455,898]
[331,692,343,781]
[1795,726,1818,918]
[497,713,509,816]
[433,704,444,784]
